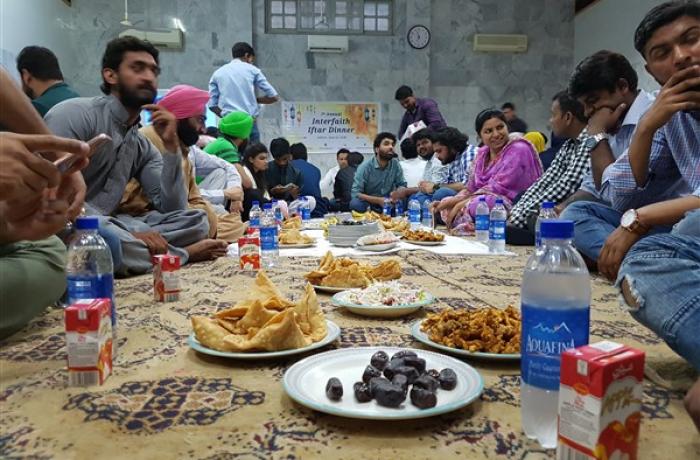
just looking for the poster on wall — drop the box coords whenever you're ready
[281,101,381,153]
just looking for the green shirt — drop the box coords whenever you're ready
[351,156,407,199]
[203,137,240,164]
[32,82,80,117]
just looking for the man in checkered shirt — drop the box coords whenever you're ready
[506,91,592,244]
[429,127,479,203]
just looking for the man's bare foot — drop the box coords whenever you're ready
[185,239,229,263]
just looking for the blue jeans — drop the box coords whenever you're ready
[432,187,457,202]
[617,209,700,371]
[249,120,260,144]
[349,198,382,213]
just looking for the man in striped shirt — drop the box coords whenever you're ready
[506,91,591,244]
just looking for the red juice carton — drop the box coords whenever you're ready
[238,232,261,270]
[153,254,181,302]
[557,341,645,460]
[65,298,113,386]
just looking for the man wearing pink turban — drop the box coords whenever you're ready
[119,84,247,244]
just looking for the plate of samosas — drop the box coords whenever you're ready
[402,229,446,246]
[279,229,316,248]
[281,215,303,230]
[189,271,340,359]
[411,306,521,360]
[304,251,402,293]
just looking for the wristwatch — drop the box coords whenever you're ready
[584,132,610,150]
[620,209,649,235]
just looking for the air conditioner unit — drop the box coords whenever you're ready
[473,34,528,53]
[119,28,184,49]
[307,35,348,53]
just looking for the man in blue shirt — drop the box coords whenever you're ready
[290,142,327,217]
[208,42,279,144]
[350,132,407,212]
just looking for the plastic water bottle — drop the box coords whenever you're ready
[300,197,311,221]
[383,197,392,216]
[249,201,262,231]
[260,203,279,268]
[408,198,421,230]
[66,216,116,350]
[488,198,507,253]
[520,220,590,449]
[475,196,490,243]
[395,200,403,218]
[272,200,283,227]
[421,200,433,229]
[535,201,557,248]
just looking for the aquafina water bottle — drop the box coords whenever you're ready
[408,198,421,230]
[249,201,262,232]
[488,198,507,253]
[475,196,490,243]
[301,197,311,221]
[520,220,590,449]
[535,201,558,248]
[260,203,279,268]
[421,199,434,229]
[383,197,392,216]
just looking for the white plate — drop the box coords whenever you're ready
[332,291,434,318]
[355,242,399,252]
[283,346,484,420]
[187,320,340,360]
[311,284,351,293]
[403,239,446,246]
[411,321,521,360]
[279,242,316,249]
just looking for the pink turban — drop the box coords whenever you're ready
[157,84,209,120]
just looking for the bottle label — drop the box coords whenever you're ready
[535,230,541,248]
[489,219,506,240]
[409,209,420,223]
[301,208,311,221]
[521,303,590,391]
[475,214,489,232]
[250,216,260,228]
[67,273,115,326]
[383,205,392,216]
[260,227,277,251]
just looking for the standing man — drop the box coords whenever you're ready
[395,85,446,139]
[208,42,279,144]
[500,102,528,133]
[16,46,80,117]
[350,132,407,212]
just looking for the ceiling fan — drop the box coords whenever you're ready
[120,0,132,26]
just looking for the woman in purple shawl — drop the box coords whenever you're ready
[435,109,543,235]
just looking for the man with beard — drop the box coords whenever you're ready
[118,84,246,243]
[350,132,406,212]
[45,36,218,276]
[16,46,80,117]
[388,128,448,206]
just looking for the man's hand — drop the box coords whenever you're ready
[0,198,70,244]
[59,172,87,221]
[288,184,300,200]
[419,181,436,194]
[685,377,700,433]
[132,231,169,255]
[390,189,404,202]
[640,65,700,133]
[224,187,243,202]
[598,227,642,281]
[229,200,244,213]
[142,104,179,153]
[0,132,89,202]
[588,103,628,135]
[270,185,286,198]
[445,199,469,229]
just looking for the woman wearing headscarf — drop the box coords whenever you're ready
[433,109,543,235]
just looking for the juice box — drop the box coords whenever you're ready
[153,254,181,302]
[557,341,645,460]
[238,233,261,270]
[65,298,113,387]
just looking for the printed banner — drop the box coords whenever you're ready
[281,101,381,153]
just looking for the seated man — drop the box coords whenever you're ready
[562,2,700,276]
[395,85,446,139]
[45,36,214,276]
[332,151,364,212]
[350,132,407,212]
[204,111,252,166]
[506,90,592,244]
[0,68,90,338]
[16,46,80,117]
[119,84,246,244]
[428,127,477,204]
[290,142,327,217]
[320,148,349,198]
[392,129,448,206]
[398,138,424,188]
[558,50,656,214]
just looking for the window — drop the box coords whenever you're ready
[266,0,393,35]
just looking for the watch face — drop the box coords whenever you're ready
[620,210,636,227]
[408,25,430,49]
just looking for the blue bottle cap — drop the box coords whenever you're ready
[540,220,574,239]
[252,201,260,206]
[495,198,504,204]
[75,216,99,230]
[479,196,486,201]
[263,203,272,210]
[542,201,555,209]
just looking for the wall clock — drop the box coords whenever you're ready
[407,25,430,50]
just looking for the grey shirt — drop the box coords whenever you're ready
[45,95,187,215]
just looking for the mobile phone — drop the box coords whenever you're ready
[53,134,112,174]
